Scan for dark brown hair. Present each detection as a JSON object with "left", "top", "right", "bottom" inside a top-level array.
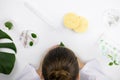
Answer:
[{"left": 42, "top": 47, "right": 79, "bottom": 80}]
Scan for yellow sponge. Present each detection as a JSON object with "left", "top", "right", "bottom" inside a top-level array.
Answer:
[
  {"left": 64, "top": 13, "right": 88, "bottom": 33},
  {"left": 73, "top": 16, "right": 88, "bottom": 32},
  {"left": 64, "top": 13, "right": 80, "bottom": 29}
]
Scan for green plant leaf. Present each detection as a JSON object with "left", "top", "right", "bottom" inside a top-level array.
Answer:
[
  {"left": 0, "top": 29, "right": 17, "bottom": 74},
  {"left": 0, "top": 43, "right": 17, "bottom": 53},
  {"left": 31, "top": 33, "right": 37, "bottom": 38},
  {"left": 29, "top": 41, "right": 33, "bottom": 46},
  {"left": 0, "top": 30, "right": 12, "bottom": 40},
  {"left": 107, "top": 54, "right": 113, "bottom": 60},
  {"left": 0, "top": 52, "right": 15, "bottom": 74},
  {"left": 59, "top": 42, "right": 65, "bottom": 47},
  {"left": 113, "top": 60, "right": 119, "bottom": 65},
  {"left": 109, "top": 62, "right": 113, "bottom": 66},
  {"left": 4, "top": 21, "right": 13, "bottom": 30}
]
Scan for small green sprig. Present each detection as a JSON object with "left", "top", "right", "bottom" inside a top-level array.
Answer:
[
  {"left": 59, "top": 42, "right": 65, "bottom": 47},
  {"left": 108, "top": 54, "right": 119, "bottom": 66}
]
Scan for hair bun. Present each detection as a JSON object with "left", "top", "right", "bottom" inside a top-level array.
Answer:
[{"left": 48, "top": 70, "right": 71, "bottom": 80}]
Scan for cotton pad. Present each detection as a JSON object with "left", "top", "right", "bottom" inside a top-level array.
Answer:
[{"left": 19, "top": 30, "right": 38, "bottom": 48}]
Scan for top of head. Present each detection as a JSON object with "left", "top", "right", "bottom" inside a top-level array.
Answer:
[{"left": 42, "top": 47, "right": 79, "bottom": 80}]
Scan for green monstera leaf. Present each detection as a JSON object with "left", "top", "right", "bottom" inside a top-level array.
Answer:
[{"left": 0, "top": 29, "right": 17, "bottom": 74}]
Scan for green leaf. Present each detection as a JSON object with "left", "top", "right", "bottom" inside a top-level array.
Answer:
[
  {"left": 109, "top": 62, "right": 113, "bottom": 66},
  {"left": 31, "top": 33, "right": 37, "bottom": 38},
  {"left": 113, "top": 60, "right": 119, "bottom": 65},
  {"left": 0, "top": 29, "right": 17, "bottom": 74},
  {"left": 4, "top": 21, "right": 13, "bottom": 30},
  {"left": 0, "top": 29, "right": 12, "bottom": 40},
  {"left": 0, "top": 52, "right": 15, "bottom": 74},
  {"left": 0, "top": 43, "right": 17, "bottom": 53},
  {"left": 29, "top": 41, "right": 33, "bottom": 46},
  {"left": 107, "top": 54, "right": 113, "bottom": 60},
  {"left": 59, "top": 42, "right": 65, "bottom": 47}
]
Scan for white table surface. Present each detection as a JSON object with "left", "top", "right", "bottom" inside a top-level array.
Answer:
[{"left": 0, "top": 0, "right": 120, "bottom": 80}]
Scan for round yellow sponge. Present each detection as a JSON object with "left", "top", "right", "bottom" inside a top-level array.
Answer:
[
  {"left": 64, "top": 13, "right": 88, "bottom": 33},
  {"left": 64, "top": 13, "right": 80, "bottom": 29},
  {"left": 73, "top": 16, "right": 88, "bottom": 32}
]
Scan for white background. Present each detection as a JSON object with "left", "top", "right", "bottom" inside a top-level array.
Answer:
[{"left": 0, "top": 0, "right": 120, "bottom": 80}]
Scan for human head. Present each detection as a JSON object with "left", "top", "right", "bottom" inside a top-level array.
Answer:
[{"left": 42, "top": 46, "right": 79, "bottom": 80}]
